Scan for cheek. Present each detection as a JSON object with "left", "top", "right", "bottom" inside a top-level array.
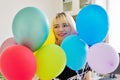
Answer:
[
  {"left": 53, "top": 29, "right": 58, "bottom": 38},
  {"left": 53, "top": 29, "right": 57, "bottom": 35},
  {"left": 66, "top": 27, "right": 71, "bottom": 33}
]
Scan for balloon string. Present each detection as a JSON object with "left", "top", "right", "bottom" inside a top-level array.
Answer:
[
  {"left": 81, "top": 66, "right": 86, "bottom": 80},
  {"left": 76, "top": 70, "right": 80, "bottom": 79}
]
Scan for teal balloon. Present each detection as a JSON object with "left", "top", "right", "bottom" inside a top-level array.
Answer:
[
  {"left": 76, "top": 4, "right": 109, "bottom": 46},
  {"left": 61, "top": 35, "right": 88, "bottom": 71},
  {"left": 12, "top": 7, "right": 49, "bottom": 51}
]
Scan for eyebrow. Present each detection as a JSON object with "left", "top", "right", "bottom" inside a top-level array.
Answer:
[
  {"left": 62, "top": 23, "right": 68, "bottom": 24},
  {"left": 53, "top": 24, "right": 59, "bottom": 26}
]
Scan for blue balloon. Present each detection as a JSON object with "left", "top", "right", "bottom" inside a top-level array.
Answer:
[
  {"left": 12, "top": 7, "right": 49, "bottom": 51},
  {"left": 61, "top": 35, "right": 88, "bottom": 71},
  {"left": 76, "top": 4, "right": 109, "bottom": 46}
]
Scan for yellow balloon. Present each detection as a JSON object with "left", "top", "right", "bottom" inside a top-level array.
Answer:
[
  {"left": 35, "top": 44, "right": 66, "bottom": 80},
  {"left": 43, "top": 28, "right": 55, "bottom": 46}
]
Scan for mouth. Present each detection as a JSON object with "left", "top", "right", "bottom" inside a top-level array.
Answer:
[{"left": 58, "top": 33, "right": 67, "bottom": 37}]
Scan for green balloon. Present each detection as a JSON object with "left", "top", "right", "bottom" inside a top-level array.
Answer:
[{"left": 12, "top": 7, "right": 49, "bottom": 51}]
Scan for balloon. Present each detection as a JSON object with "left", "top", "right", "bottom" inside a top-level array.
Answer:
[
  {"left": 61, "top": 34, "right": 88, "bottom": 71},
  {"left": 0, "top": 37, "right": 17, "bottom": 54},
  {"left": 43, "top": 28, "right": 55, "bottom": 46},
  {"left": 35, "top": 44, "right": 66, "bottom": 80},
  {"left": 87, "top": 43, "right": 119, "bottom": 74},
  {"left": 76, "top": 4, "right": 109, "bottom": 46},
  {"left": 0, "top": 45, "right": 36, "bottom": 80},
  {"left": 12, "top": 7, "right": 49, "bottom": 51}
]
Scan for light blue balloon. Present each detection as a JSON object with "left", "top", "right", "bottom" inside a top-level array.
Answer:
[
  {"left": 12, "top": 7, "right": 49, "bottom": 51},
  {"left": 76, "top": 4, "right": 109, "bottom": 46},
  {"left": 61, "top": 35, "right": 88, "bottom": 71}
]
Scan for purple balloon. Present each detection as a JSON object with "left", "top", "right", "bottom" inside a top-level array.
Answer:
[
  {"left": 0, "top": 37, "right": 17, "bottom": 54},
  {"left": 87, "top": 43, "right": 119, "bottom": 74}
]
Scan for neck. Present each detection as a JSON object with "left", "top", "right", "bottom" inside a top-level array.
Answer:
[{"left": 55, "top": 39, "right": 62, "bottom": 46}]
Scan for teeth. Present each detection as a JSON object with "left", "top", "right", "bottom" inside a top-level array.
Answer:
[{"left": 59, "top": 33, "right": 65, "bottom": 36}]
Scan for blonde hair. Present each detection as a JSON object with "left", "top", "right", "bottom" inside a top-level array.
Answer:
[
  {"left": 51, "top": 12, "right": 76, "bottom": 34},
  {"left": 51, "top": 12, "right": 77, "bottom": 45}
]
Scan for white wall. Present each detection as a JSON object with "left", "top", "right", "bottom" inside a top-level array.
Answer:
[
  {"left": 109, "top": 0, "right": 120, "bottom": 53},
  {"left": 0, "top": 0, "right": 62, "bottom": 45},
  {"left": 95, "top": 0, "right": 108, "bottom": 10}
]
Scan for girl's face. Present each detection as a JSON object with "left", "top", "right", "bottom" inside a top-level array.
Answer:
[{"left": 53, "top": 17, "right": 71, "bottom": 41}]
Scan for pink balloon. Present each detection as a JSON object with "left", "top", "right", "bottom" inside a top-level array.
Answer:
[
  {"left": 0, "top": 45, "right": 36, "bottom": 80},
  {"left": 0, "top": 37, "right": 17, "bottom": 54},
  {"left": 87, "top": 43, "right": 119, "bottom": 74}
]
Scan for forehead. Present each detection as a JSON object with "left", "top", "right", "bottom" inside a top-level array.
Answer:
[{"left": 54, "top": 15, "right": 69, "bottom": 24}]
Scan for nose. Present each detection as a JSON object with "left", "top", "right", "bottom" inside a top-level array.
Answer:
[{"left": 59, "top": 26, "right": 64, "bottom": 31}]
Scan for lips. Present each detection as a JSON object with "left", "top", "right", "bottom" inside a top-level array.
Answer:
[{"left": 58, "top": 33, "right": 67, "bottom": 37}]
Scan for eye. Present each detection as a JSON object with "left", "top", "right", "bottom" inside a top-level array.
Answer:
[
  {"left": 63, "top": 23, "right": 69, "bottom": 27},
  {"left": 54, "top": 24, "right": 59, "bottom": 28}
]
